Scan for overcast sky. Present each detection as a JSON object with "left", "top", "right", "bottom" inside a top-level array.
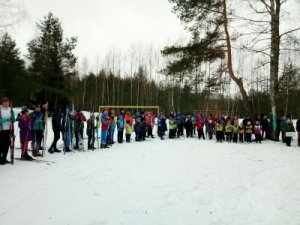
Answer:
[{"left": 8, "top": 0, "right": 188, "bottom": 67}]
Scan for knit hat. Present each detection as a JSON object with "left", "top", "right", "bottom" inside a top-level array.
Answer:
[{"left": 21, "top": 106, "right": 28, "bottom": 114}]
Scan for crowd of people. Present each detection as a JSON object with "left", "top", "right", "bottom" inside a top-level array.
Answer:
[{"left": 0, "top": 96, "right": 300, "bottom": 165}]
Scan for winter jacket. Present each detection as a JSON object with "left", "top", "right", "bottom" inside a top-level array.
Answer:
[
  {"left": 283, "top": 122, "right": 295, "bottom": 133},
  {"left": 254, "top": 125, "right": 262, "bottom": 135},
  {"left": 125, "top": 123, "right": 132, "bottom": 134},
  {"left": 86, "top": 118, "right": 96, "bottom": 135},
  {"left": 195, "top": 120, "right": 204, "bottom": 130},
  {"left": 117, "top": 118, "right": 124, "bottom": 131},
  {"left": 225, "top": 124, "right": 233, "bottom": 133},
  {"left": 18, "top": 114, "right": 33, "bottom": 142},
  {"left": 30, "top": 111, "right": 45, "bottom": 131},
  {"left": 245, "top": 125, "right": 253, "bottom": 134},
  {"left": 169, "top": 120, "right": 175, "bottom": 130},
  {"left": 101, "top": 113, "right": 110, "bottom": 131},
  {"left": 261, "top": 118, "right": 269, "bottom": 130},
  {"left": 215, "top": 123, "right": 223, "bottom": 132},
  {"left": 238, "top": 125, "right": 245, "bottom": 134},
  {"left": 233, "top": 125, "right": 239, "bottom": 134},
  {"left": 125, "top": 114, "right": 133, "bottom": 126},
  {"left": 158, "top": 117, "right": 167, "bottom": 132}
]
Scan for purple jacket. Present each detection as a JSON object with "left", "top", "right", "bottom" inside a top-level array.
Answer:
[{"left": 18, "top": 114, "right": 33, "bottom": 142}]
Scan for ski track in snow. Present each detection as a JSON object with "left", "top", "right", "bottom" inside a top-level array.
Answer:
[{"left": 1, "top": 111, "right": 300, "bottom": 225}]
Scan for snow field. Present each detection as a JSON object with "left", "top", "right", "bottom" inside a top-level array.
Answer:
[{"left": 1, "top": 111, "right": 300, "bottom": 225}]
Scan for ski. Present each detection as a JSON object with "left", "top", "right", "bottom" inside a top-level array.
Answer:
[
  {"left": 9, "top": 100, "right": 15, "bottom": 165},
  {"left": 42, "top": 102, "right": 48, "bottom": 157},
  {"left": 15, "top": 158, "right": 55, "bottom": 164}
]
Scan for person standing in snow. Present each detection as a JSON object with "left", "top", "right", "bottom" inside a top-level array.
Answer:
[
  {"left": 73, "top": 110, "right": 87, "bottom": 150},
  {"left": 30, "top": 104, "right": 45, "bottom": 156},
  {"left": 18, "top": 106, "right": 34, "bottom": 160},
  {"left": 0, "top": 97, "right": 15, "bottom": 164},
  {"left": 125, "top": 120, "right": 132, "bottom": 143},
  {"left": 117, "top": 114, "right": 124, "bottom": 143},
  {"left": 254, "top": 121, "right": 262, "bottom": 144},
  {"left": 283, "top": 119, "right": 295, "bottom": 147},
  {"left": 87, "top": 113, "right": 96, "bottom": 150},
  {"left": 48, "top": 106, "right": 62, "bottom": 154},
  {"left": 100, "top": 110, "right": 110, "bottom": 148}
]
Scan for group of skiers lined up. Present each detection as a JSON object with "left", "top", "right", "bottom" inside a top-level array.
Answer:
[
  {"left": 156, "top": 112, "right": 300, "bottom": 147},
  {"left": 1, "top": 96, "right": 300, "bottom": 165}
]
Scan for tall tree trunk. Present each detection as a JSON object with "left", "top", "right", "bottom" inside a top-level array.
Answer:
[
  {"left": 269, "top": 0, "right": 281, "bottom": 137},
  {"left": 222, "top": 0, "right": 253, "bottom": 118}
]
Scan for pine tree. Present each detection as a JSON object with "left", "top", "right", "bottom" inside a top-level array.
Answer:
[
  {"left": 0, "top": 33, "right": 29, "bottom": 105},
  {"left": 27, "top": 12, "right": 77, "bottom": 110}
]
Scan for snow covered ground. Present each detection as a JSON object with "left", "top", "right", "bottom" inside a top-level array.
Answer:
[{"left": 1, "top": 112, "right": 300, "bottom": 225}]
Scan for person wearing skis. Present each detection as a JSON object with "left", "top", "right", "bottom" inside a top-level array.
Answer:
[
  {"left": 73, "top": 109, "right": 87, "bottom": 150},
  {"left": 0, "top": 97, "right": 15, "bottom": 164},
  {"left": 101, "top": 110, "right": 110, "bottom": 148},
  {"left": 87, "top": 113, "right": 96, "bottom": 150},
  {"left": 61, "top": 107, "right": 73, "bottom": 152},
  {"left": 18, "top": 106, "right": 34, "bottom": 160},
  {"left": 48, "top": 106, "right": 62, "bottom": 154},
  {"left": 30, "top": 104, "right": 45, "bottom": 156}
]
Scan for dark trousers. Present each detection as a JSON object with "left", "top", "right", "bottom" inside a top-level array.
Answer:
[
  {"left": 298, "top": 133, "right": 300, "bottom": 147},
  {"left": 49, "top": 130, "right": 60, "bottom": 150},
  {"left": 285, "top": 136, "right": 292, "bottom": 146},
  {"left": 197, "top": 129, "right": 205, "bottom": 140},
  {"left": 147, "top": 126, "right": 154, "bottom": 137},
  {"left": 255, "top": 134, "right": 262, "bottom": 143},
  {"left": 88, "top": 133, "right": 95, "bottom": 149},
  {"left": 239, "top": 133, "right": 244, "bottom": 143},
  {"left": 245, "top": 133, "right": 252, "bottom": 143},
  {"left": 226, "top": 132, "right": 232, "bottom": 142},
  {"left": 177, "top": 124, "right": 184, "bottom": 137},
  {"left": 118, "top": 129, "right": 124, "bottom": 143},
  {"left": 233, "top": 133, "right": 238, "bottom": 143},
  {"left": 0, "top": 130, "right": 10, "bottom": 163},
  {"left": 126, "top": 133, "right": 131, "bottom": 142},
  {"left": 216, "top": 131, "right": 223, "bottom": 142}
]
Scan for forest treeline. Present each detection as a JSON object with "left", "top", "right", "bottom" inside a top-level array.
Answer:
[{"left": 0, "top": 8, "right": 300, "bottom": 118}]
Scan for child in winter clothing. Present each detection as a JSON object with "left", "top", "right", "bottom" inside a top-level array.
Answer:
[
  {"left": 134, "top": 117, "right": 142, "bottom": 141},
  {"left": 100, "top": 111, "right": 110, "bottom": 148},
  {"left": 195, "top": 117, "right": 205, "bottom": 140},
  {"left": 117, "top": 115, "right": 124, "bottom": 143},
  {"left": 169, "top": 116, "right": 176, "bottom": 139},
  {"left": 232, "top": 124, "right": 239, "bottom": 143},
  {"left": 215, "top": 121, "right": 224, "bottom": 143},
  {"left": 18, "top": 106, "right": 34, "bottom": 160},
  {"left": 254, "top": 121, "right": 262, "bottom": 143},
  {"left": 125, "top": 120, "right": 132, "bottom": 142},
  {"left": 238, "top": 123, "right": 244, "bottom": 143},
  {"left": 245, "top": 121, "right": 253, "bottom": 143},
  {"left": 157, "top": 114, "right": 167, "bottom": 140},
  {"left": 225, "top": 122, "right": 233, "bottom": 142},
  {"left": 283, "top": 119, "right": 295, "bottom": 147}
]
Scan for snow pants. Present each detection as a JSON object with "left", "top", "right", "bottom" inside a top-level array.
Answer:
[
  {"left": 101, "top": 130, "right": 108, "bottom": 145},
  {"left": 0, "top": 130, "right": 10, "bottom": 164}
]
